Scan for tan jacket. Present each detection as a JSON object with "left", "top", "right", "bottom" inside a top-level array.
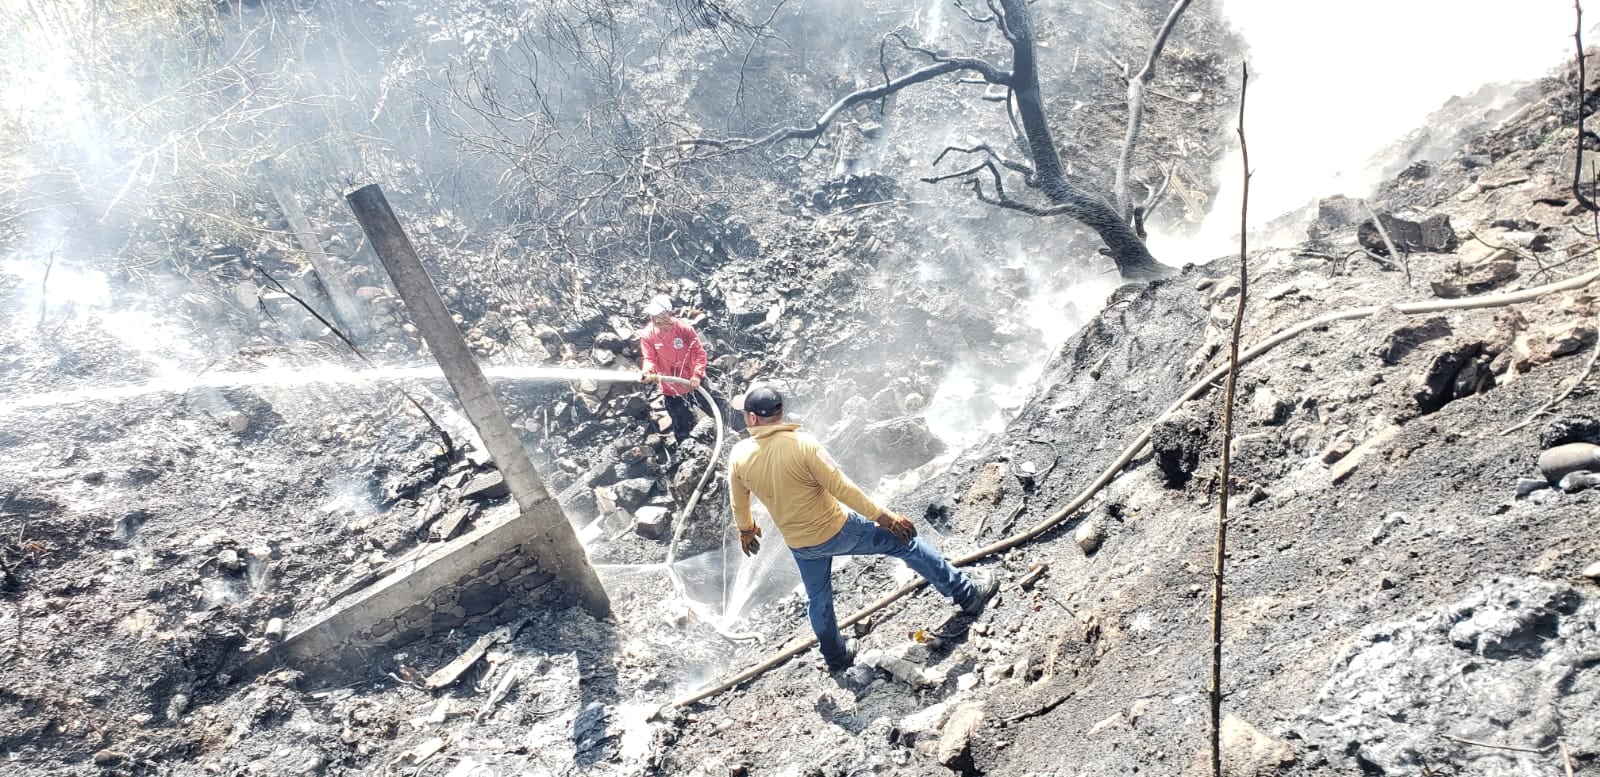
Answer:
[{"left": 729, "top": 423, "right": 886, "bottom": 549}]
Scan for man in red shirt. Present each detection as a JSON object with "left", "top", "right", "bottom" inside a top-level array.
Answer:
[{"left": 639, "top": 294, "right": 737, "bottom": 442}]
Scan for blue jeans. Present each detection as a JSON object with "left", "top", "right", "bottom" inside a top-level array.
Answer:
[{"left": 789, "top": 511, "right": 977, "bottom": 662}]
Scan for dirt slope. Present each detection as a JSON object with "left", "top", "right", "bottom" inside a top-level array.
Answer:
[{"left": 649, "top": 55, "right": 1600, "bottom": 777}]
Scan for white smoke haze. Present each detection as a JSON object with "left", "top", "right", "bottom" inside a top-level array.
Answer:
[
  {"left": 1, "top": 0, "right": 1593, "bottom": 723},
  {"left": 1151, "top": 0, "right": 1578, "bottom": 263}
]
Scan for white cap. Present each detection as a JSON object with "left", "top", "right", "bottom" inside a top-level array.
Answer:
[{"left": 643, "top": 294, "right": 673, "bottom": 317}]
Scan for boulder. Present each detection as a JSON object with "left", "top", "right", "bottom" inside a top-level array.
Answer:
[
  {"left": 461, "top": 472, "right": 509, "bottom": 502},
  {"left": 611, "top": 478, "right": 655, "bottom": 511},
  {"left": 1539, "top": 416, "right": 1600, "bottom": 449},
  {"left": 1359, "top": 212, "right": 1458, "bottom": 255},
  {"left": 1538, "top": 443, "right": 1600, "bottom": 485},
  {"left": 1375, "top": 316, "right": 1452, "bottom": 366},
  {"left": 937, "top": 702, "right": 986, "bottom": 768},
  {"left": 1220, "top": 714, "right": 1296, "bottom": 776},
  {"left": 1150, "top": 407, "right": 1208, "bottom": 487},
  {"left": 1250, "top": 386, "right": 1291, "bottom": 426},
  {"left": 1558, "top": 471, "right": 1600, "bottom": 492},
  {"left": 825, "top": 416, "right": 946, "bottom": 487},
  {"left": 634, "top": 506, "right": 670, "bottom": 540},
  {"left": 1412, "top": 340, "right": 1485, "bottom": 414}
]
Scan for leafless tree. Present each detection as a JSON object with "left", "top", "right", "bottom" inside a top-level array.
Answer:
[{"left": 675, "top": 0, "right": 1199, "bottom": 282}]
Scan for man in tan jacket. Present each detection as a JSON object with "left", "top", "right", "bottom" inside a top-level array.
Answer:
[{"left": 728, "top": 382, "right": 997, "bottom": 669}]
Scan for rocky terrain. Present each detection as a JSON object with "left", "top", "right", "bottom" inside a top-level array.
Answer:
[{"left": 1, "top": 1, "right": 1597, "bottom": 777}]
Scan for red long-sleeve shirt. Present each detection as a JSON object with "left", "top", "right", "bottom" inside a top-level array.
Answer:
[{"left": 639, "top": 318, "right": 706, "bottom": 397}]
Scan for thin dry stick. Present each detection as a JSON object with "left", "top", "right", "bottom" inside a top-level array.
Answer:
[
  {"left": 667, "top": 267, "right": 1600, "bottom": 711},
  {"left": 1560, "top": 739, "right": 1576, "bottom": 777},
  {"left": 1503, "top": 2, "right": 1600, "bottom": 434},
  {"left": 1210, "top": 61, "right": 1250, "bottom": 777},
  {"left": 1363, "top": 201, "right": 1411, "bottom": 285},
  {"left": 1442, "top": 734, "right": 1555, "bottom": 754},
  {"left": 1573, "top": 0, "right": 1598, "bottom": 211}
]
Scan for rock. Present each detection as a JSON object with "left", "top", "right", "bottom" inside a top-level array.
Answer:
[
  {"left": 936, "top": 702, "right": 986, "bottom": 767},
  {"left": 591, "top": 349, "right": 616, "bottom": 367},
  {"left": 1369, "top": 512, "right": 1406, "bottom": 545},
  {"left": 219, "top": 411, "right": 249, "bottom": 434},
  {"left": 461, "top": 472, "right": 509, "bottom": 501},
  {"left": 721, "top": 289, "right": 769, "bottom": 329},
  {"left": 611, "top": 478, "right": 655, "bottom": 511},
  {"left": 217, "top": 549, "right": 244, "bottom": 574},
  {"left": 1320, "top": 434, "right": 1354, "bottom": 465},
  {"left": 1330, "top": 425, "right": 1402, "bottom": 484},
  {"left": 264, "top": 618, "right": 285, "bottom": 640},
  {"left": 1430, "top": 252, "right": 1519, "bottom": 298},
  {"left": 1220, "top": 714, "right": 1296, "bottom": 776},
  {"left": 1358, "top": 212, "right": 1458, "bottom": 255},
  {"left": 633, "top": 506, "right": 670, "bottom": 540},
  {"left": 1450, "top": 355, "right": 1492, "bottom": 399},
  {"left": 459, "top": 581, "right": 507, "bottom": 616},
  {"left": 824, "top": 416, "right": 946, "bottom": 486},
  {"left": 508, "top": 321, "right": 553, "bottom": 362},
  {"left": 1515, "top": 477, "right": 1550, "bottom": 497},
  {"left": 1262, "top": 282, "right": 1297, "bottom": 301},
  {"left": 593, "top": 486, "right": 618, "bottom": 516},
  {"left": 1375, "top": 316, "right": 1452, "bottom": 366},
  {"left": 1250, "top": 387, "right": 1290, "bottom": 425},
  {"left": 1582, "top": 561, "right": 1600, "bottom": 580},
  {"left": 1075, "top": 519, "right": 1104, "bottom": 556},
  {"left": 1547, "top": 320, "right": 1597, "bottom": 358},
  {"left": 963, "top": 463, "right": 1008, "bottom": 508},
  {"left": 1539, "top": 416, "right": 1600, "bottom": 449},
  {"left": 1412, "top": 340, "right": 1484, "bottom": 414},
  {"left": 1538, "top": 443, "right": 1600, "bottom": 485},
  {"left": 1559, "top": 471, "right": 1600, "bottom": 493},
  {"left": 668, "top": 459, "right": 702, "bottom": 503},
  {"left": 1150, "top": 407, "right": 1207, "bottom": 488},
  {"left": 92, "top": 750, "right": 126, "bottom": 766},
  {"left": 1311, "top": 195, "right": 1366, "bottom": 234},
  {"left": 860, "top": 650, "right": 935, "bottom": 688}
]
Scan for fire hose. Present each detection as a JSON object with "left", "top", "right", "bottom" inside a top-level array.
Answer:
[{"left": 651, "top": 376, "right": 760, "bottom": 642}]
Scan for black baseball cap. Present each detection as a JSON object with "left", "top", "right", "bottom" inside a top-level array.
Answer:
[{"left": 733, "top": 382, "right": 784, "bottom": 417}]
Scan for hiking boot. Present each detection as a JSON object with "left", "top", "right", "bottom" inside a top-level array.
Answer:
[
  {"left": 960, "top": 570, "right": 999, "bottom": 615},
  {"left": 825, "top": 639, "right": 858, "bottom": 671}
]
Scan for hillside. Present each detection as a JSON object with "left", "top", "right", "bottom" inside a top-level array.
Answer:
[{"left": 0, "top": 2, "right": 1596, "bottom": 777}]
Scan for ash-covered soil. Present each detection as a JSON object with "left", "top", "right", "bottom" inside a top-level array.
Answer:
[
  {"left": 647, "top": 52, "right": 1600, "bottom": 777},
  {"left": 2, "top": 3, "right": 1596, "bottom": 777}
]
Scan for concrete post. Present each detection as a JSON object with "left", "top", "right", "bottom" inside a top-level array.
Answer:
[
  {"left": 258, "top": 158, "right": 371, "bottom": 342},
  {"left": 345, "top": 183, "right": 610, "bottom": 617}
]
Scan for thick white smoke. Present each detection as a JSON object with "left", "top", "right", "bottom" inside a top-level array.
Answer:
[{"left": 1151, "top": 0, "right": 1577, "bottom": 263}]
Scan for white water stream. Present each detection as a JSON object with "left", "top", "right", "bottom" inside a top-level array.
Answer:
[{"left": 0, "top": 364, "right": 645, "bottom": 414}]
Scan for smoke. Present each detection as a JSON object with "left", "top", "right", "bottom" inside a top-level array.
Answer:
[{"left": 1151, "top": 0, "right": 1576, "bottom": 261}]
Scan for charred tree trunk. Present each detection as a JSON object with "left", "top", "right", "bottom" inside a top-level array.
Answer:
[{"left": 999, "top": 0, "right": 1167, "bottom": 280}]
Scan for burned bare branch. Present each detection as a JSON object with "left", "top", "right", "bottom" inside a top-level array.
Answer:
[
  {"left": 954, "top": 0, "right": 998, "bottom": 25},
  {"left": 931, "top": 143, "right": 1035, "bottom": 178},
  {"left": 1573, "top": 0, "right": 1599, "bottom": 211},
  {"left": 1114, "top": 0, "right": 1195, "bottom": 219},
  {"left": 676, "top": 59, "right": 978, "bottom": 153}
]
